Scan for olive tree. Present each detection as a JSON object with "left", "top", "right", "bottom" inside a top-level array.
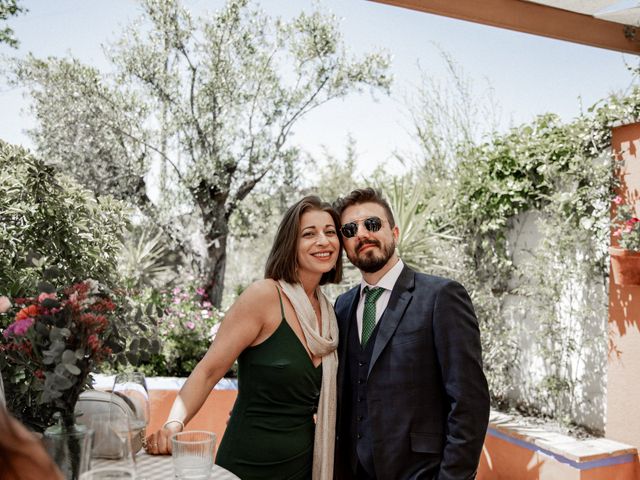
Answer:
[{"left": 14, "top": 0, "right": 391, "bottom": 306}]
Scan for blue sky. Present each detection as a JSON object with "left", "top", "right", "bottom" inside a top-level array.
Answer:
[{"left": 1, "top": 0, "right": 637, "bottom": 176}]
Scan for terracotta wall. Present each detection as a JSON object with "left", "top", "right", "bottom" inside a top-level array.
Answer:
[
  {"left": 607, "top": 124, "right": 640, "bottom": 460},
  {"left": 148, "top": 389, "right": 237, "bottom": 453}
]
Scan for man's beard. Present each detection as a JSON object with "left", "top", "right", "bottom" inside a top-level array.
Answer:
[{"left": 348, "top": 238, "right": 396, "bottom": 273}]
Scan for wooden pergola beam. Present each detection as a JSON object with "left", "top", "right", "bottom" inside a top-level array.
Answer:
[{"left": 369, "top": 0, "right": 640, "bottom": 55}]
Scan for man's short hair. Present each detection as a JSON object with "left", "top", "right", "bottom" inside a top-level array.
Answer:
[{"left": 333, "top": 187, "right": 396, "bottom": 228}]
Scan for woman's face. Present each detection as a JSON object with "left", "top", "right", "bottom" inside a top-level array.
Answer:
[{"left": 296, "top": 209, "right": 340, "bottom": 279}]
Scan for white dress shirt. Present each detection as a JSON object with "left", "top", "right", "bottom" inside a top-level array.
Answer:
[{"left": 356, "top": 259, "right": 405, "bottom": 340}]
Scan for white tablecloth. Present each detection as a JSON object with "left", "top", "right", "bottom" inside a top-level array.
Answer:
[{"left": 92, "top": 452, "right": 239, "bottom": 479}]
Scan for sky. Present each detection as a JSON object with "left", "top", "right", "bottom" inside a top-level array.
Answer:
[{"left": 1, "top": 0, "right": 638, "bottom": 178}]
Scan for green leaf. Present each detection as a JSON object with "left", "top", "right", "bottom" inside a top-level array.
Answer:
[
  {"left": 37, "top": 281, "right": 56, "bottom": 294},
  {"left": 64, "top": 364, "right": 81, "bottom": 375},
  {"left": 61, "top": 349, "right": 76, "bottom": 365}
]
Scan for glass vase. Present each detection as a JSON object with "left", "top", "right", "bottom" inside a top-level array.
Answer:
[{"left": 43, "top": 422, "right": 93, "bottom": 480}]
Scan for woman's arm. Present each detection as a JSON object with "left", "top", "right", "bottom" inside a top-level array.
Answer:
[{"left": 145, "top": 280, "right": 279, "bottom": 454}]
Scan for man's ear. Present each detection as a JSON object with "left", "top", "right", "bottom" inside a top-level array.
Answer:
[{"left": 392, "top": 225, "right": 400, "bottom": 241}]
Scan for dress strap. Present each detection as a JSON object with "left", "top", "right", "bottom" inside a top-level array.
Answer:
[{"left": 275, "top": 285, "right": 286, "bottom": 319}]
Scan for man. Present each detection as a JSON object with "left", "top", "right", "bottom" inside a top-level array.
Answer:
[{"left": 333, "top": 188, "right": 490, "bottom": 480}]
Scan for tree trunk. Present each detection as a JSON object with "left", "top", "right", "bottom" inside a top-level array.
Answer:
[{"left": 204, "top": 229, "right": 227, "bottom": 308}]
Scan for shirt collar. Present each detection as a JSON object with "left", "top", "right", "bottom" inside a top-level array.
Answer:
[{"left": 360, "top": 259, "right": 405, "bottom": 297}]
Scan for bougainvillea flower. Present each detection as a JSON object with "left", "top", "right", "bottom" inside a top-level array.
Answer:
[{"left": 614, "top": 195, "right": 623, "bottom": 205}]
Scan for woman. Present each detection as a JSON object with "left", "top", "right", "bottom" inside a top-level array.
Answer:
[{"left": 145, "top": 196, "right": 342, "bottom": 480}]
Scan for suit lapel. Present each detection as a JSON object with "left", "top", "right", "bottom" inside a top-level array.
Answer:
[
  {"left": 368, "top": 266, "right": 415, "bottom": 378},
  {"left": 336, "top": 287, "right": 359, "bottom": 391}
]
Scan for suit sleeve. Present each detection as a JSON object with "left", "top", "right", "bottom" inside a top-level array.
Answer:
[{"left": 432, "top": 281, "right": 490, "bottom": 480}]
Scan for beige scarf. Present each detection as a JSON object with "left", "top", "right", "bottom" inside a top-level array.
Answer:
[{"left": 278, "top": 280, "right": 338, "bottom": 480}]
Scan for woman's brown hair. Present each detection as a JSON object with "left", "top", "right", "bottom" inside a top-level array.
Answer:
[{"left": 264, "top": 195, "right": 343, "bottom": 285}]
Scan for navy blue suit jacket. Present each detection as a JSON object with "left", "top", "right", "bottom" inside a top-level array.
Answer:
[{"left": 334, "top": 266, "right": 490, "bottom": 480}]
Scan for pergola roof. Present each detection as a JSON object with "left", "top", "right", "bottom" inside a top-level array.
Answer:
[{"left": 369, "top": 0, "right": 640, "bottom": 54}]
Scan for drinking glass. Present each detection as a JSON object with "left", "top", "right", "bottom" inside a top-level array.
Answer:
[
  {"left": 171, "top": 431, "right": 216, "bottom": 480},
  {"left": 79, "top": 467, "right": 135, "bottom": 479},
  {"left": 112, "top": 372, "right": 149, "bottom": 451}
]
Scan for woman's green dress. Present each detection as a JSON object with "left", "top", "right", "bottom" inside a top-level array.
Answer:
[{"left": 215, "top": 290, "right": 322, "bottom": 479}]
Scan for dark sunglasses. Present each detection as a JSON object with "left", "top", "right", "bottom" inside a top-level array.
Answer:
[{"left": 340, "top": 216, "right": 383, "bottom": 238}]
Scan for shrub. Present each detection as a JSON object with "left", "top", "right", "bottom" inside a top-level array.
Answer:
[
  {"left": 129, "top": 283, "right": 225, "bottom": 378},
  {"left": 0, "top": 140, "right": 128, "bottom": 298}
]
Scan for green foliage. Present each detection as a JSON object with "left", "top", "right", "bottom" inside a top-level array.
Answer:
[
  {"left": 0, "top": 0, "right": 25, "bottom": 48},
  {"left": 378, "top": 174, "right": 459, "bottom": 274},
  {"left": 450, "top": 109, "right": 611, "bottom": 423},
  {"left": 117, "top": 226, "right": 179, "bottom": 289},
  {"left": 313, "top": 136, "right": 361, "bottom": 203},
  {"left": 121, "top": 283, "right": 223, "bottom": 378},
  {"left": 0, "top": 140, "right": 129, "bottom": 297}
]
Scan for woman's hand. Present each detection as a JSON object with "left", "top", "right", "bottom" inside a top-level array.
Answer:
[{"left": 144, "top": 422, "right": 183, "bottom": 455}]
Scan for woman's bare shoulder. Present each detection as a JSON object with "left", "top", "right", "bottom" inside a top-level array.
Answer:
[{"left": 232, "top": 279, "right": 281, "bottom": 309}]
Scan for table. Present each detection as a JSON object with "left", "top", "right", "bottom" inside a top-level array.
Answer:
[{"left": 92, "top": 452, "right": 239, "bottom": 479}]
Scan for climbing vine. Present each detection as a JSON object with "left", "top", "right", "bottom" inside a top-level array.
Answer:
[{"left": 445, "top": 88, "right": 640, "bottom": 429}]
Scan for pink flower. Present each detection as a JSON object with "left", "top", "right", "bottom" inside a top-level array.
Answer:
[
  {"left": 13, "top": 318, "right": 34, "bottom": 335},
  {"left": 3, "top": 318, "right": 34, "bottom": 338},
  {"left": 172, "top": 287, "right": 181, "bottom": 295},
  {"left": 37, "top": 292, "right": 57, "bottom": 303},
  {"left": 0, "top": 296, "right": 11, "bottom": 314},
  {"left": 185, "top": 321, "right": 196, "bottom": 330},
  {"left": 201, "top": 309, "right": 210, "bottom": 318},
  {"left": 624, "top": 224, "right": 633, "bottom": 234},
  {"left": 196, "top": 288, "right": 206, "bottom": 296},
  {"left": 172, "top": 297, "right": 182, "bottom": 305},
  {"left": 614, "top": 195, "right": 623, "bottom": 205},
  {"left": 613, "top": 228, "right": 622, "bottom": 237},
  {"left": 202, "top": 301, "right": 212, "bottom": 308}
]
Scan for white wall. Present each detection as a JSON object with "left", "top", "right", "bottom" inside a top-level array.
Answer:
[{"left": 502, "top": 210, "right": 607, "bottom": 431}]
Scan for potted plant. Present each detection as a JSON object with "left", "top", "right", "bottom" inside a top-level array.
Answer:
[
  {"left": 0, "top": 280, "right": 125, "bottom": 479},
  {"left": 610, "top": 195, "right": 640, "bottom": 285}
]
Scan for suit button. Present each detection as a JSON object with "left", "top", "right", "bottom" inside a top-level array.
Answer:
[
  {"left": 357, "top": 434, "right": 362, "bottom": 439},
  {"left": 357, "top": 379, "right": 363, "bottom": 384},
  {"left": 357, "top": 396, "right": 362, "bottom": 403},
  {"left": 358, "top": 361, "right": 365, "bottom": 367}
]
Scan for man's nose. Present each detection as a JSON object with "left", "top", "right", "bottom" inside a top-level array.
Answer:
[{"left": 356, "top": 222, "right": 370, "bottom": 238}]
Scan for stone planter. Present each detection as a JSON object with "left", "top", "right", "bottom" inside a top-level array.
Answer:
[{"left": 610, "top": 247, "right": 640, "bottom": 286}]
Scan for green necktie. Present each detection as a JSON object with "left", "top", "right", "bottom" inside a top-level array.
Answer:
[{"left": 362, "top": 286, "right": 385, "bottom": 346}]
